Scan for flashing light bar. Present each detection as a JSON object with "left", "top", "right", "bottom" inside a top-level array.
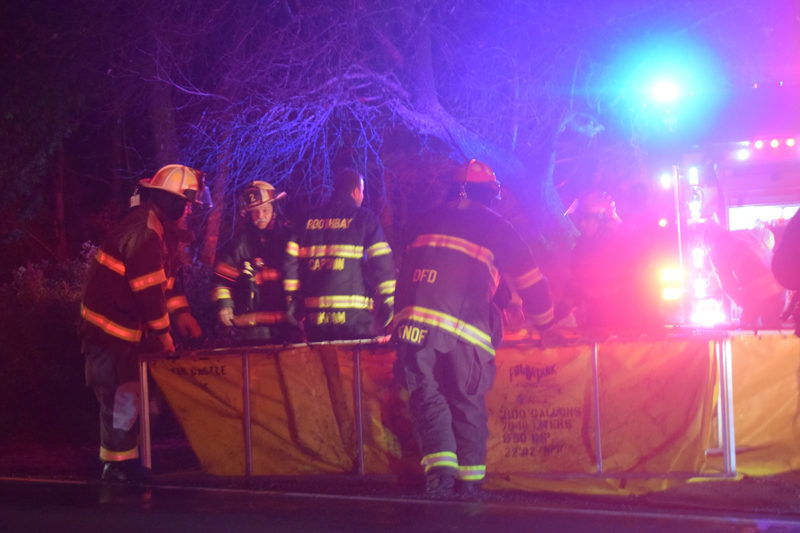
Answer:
[
  {"left": 690, "top": 299, "right": 726, "bottom": 327},
  {"left": 691, "top": 246, "right": 705, "bottom": 268},
  {"left": 687, "top": 166, "right": 699, "bottom": 185},
  {"left": 662, "top": 287, "right": 682, "bottom": 300},
  {"left": 688, "top": 199, "right": 703, "bottom": 221},
  {"left": 693, "top": 278, "right": 708, "bottom": 299},
  {"left": 751, "top": 138, "right": 797, "bottom": 150},
  {"left": 661, "top": 268, "right": 682, "bottom": 282}
]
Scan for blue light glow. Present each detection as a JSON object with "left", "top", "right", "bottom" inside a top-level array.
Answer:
[
  {"left": 651, "top": 80, "right": 680, "bottom": 102},
  {"left": 608, "top": 35, "right": 729, "bottom": 144}
]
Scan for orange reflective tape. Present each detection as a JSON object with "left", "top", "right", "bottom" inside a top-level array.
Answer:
[
  {"left": 214, "top": 262, "right": 240, "bottom": 282},
  {"left": 129, "top": 269, "right": 167, "bottom": 292},
  {"left": 166, "top": 295, "right": 189, "bottom": 312},
  {"left": 95, "top": 250, "right": 125, "bottom": 276},
  {"left": 235, "top": 311, "right": 287, "bottom": 326},
  {"left": 256, "top": 269, "right": 281, "bottom": 283},
  {"left": 147, "top": 313, "right": 170, "bottom": 331},
  {"left": 80, "top": 305, "right": 142, "bottom": 342},
  {"left": 99, "top": 446, "right": 139, "bottom": 462}
]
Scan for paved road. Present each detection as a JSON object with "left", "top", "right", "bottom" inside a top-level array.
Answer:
[{"left": 1, "top": 477, "right": 798, "bottom": 532}]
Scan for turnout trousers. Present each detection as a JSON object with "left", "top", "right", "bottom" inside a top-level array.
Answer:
[
  {"left": 82, "top": 338, "right": 141, "bottom": 462},
  {"left": 394, "top": 341, "right": 497, "bottom": 482}
]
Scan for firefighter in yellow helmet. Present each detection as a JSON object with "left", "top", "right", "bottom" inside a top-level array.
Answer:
[
  {"left": 393, "top": 159, "right": 554, "bottom": 499},
  {"left": 80, "top": 164, "right": 205, "bottom": 482},
  {"left": 212, "top": 180, "right": 301, "bottom": 343}
]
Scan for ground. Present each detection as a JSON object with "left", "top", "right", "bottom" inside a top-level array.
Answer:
[{"left": 2, "top": 424, "right": 799, "bottom": 519}]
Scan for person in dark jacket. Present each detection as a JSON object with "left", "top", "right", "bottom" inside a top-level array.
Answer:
[
  {"left": 705, "top": 220, "right": 786, "bottom": 329},
  {"left": 393, "top": 159, "right": 554, "bottom": 499},
  {"left": 212, "top": 180, "right": 300, "bottom": 344},
  {"left": 80, "top": 164, "right": 204, "bottom": 482},
  {"left": 284, "top": 168, "right": 396, "bottom": 341},
  {"left": 772, "top": 210, "right": 800, "bottom": 334}
]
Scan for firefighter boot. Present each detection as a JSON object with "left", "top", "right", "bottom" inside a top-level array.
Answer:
[
  {"left": 101, "top": 460, "right": 151, "bottom": 484},
  {"left": 424, "top": 467, "right": 456, "bottom": 499},
  {"left": 455, "top": 479, "right": 489, "bottom": 502}
]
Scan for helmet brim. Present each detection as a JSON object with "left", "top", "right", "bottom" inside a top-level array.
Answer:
[{"left": 245, "top": 191, "right": 287, "bottom": 210}]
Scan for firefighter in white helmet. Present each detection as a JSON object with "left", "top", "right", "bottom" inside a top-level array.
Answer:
[
  {"left": 393, "top": 159, "right": 554, "bottom": 499},
  {"left": 212, "top": 180, "right": 300, "bottom": 343},
  {"left": 563, "top": 190, "right": 660, "bottom": 331},
  {"left": 80, "top": 164, "right": 205, "bottom": 482}
]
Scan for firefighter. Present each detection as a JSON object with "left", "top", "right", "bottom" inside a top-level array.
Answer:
[
  {"left": 80, "top": 164, "right": 204, "bottom": 482},
  {"left": 212, "top": 180, "right": 300, "bottom": 344},
  {"left": 563, "top": 191, "right": 660, "bottom": 332},
  {"left": 772, "top": 210, "right": 800, "bottom": 335},
  {"left": 705, "top": 220, "right": 786, "bottom": 329},
  {"left": 283, "top": 168, "right": 395, "bottom": 341},
  {"left": 393, "top": 159, "right": 554, "bottom": 499}
]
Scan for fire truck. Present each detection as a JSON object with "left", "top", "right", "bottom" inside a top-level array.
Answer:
[{"left": 656, "top": 135, "right": 800, "bottom": 327}]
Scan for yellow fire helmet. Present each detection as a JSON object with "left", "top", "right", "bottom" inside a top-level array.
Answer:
[{"left": 564, "top": 191, "right": 622, "bottom": 223}]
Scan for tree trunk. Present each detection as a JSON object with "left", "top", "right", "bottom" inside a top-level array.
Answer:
[
  {"left": 149, "top": 82, "right": 179, "bottom": 165},
  {"left": 54, "top": 141, "right": 68, "bottom": 261}
]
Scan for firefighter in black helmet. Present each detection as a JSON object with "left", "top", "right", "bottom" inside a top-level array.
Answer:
[
  {"left": 283, "top": 168, "right": 396, "bottom": 341},
  {"left": 393, "top": 159, "right": 554, "bottom": 499}
]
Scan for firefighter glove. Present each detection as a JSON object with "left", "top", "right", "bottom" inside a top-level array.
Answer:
[
  {"left": 157, "top": 332, "right": 176, "bottom": 353},
  {"left": 376, "top": 299, "right": 394, "bottom": 329},
  {"left": 218, "top": 307, "right": 234, "bottom": 327},
  {"left": 174, "top": 311, "right": 203, "bottom": 339},
  {"left": 242, "top": 261, "right": 256, "bottom": 281}
]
